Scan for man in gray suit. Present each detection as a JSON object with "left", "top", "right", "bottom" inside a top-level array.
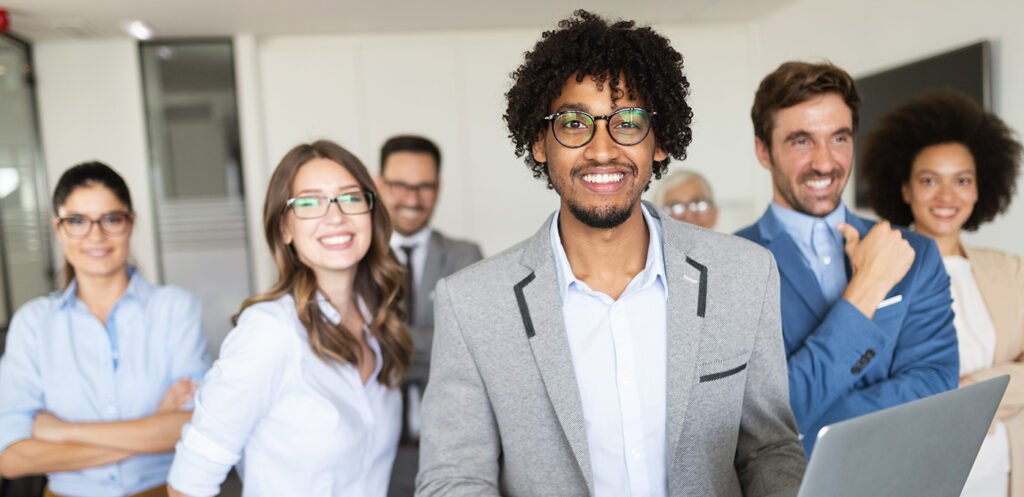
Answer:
[
  {"left": 417, "top": 10, "right": 806, "bottom": 497},
  {"left": 377, "top": 135, "right": 483, "bottom": 497}
]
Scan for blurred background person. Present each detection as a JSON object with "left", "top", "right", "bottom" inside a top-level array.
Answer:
[
  {"left": 0, "top": 162, "right": 210, "bottom": 497},
  {"left": 653, "top": 169, "right": 719, "bottom": 229},
  {"left": 168, "top": 140, "right": 411, "bottom": 497},
  {"left": 863, "top": 89, "right": 1023, "bottom": 497},
  {"left": 374, "top": 135, "right": 482, "bottom": 497}
]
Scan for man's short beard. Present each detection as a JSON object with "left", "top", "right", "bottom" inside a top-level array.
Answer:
[
  {"left": 566, "top": 201, "right": 633, "bottom": 229},
  {"left": 769, "top": 157, "right": 844, "bottom": 217},
  {"left": 550, "top": 161, "right": 644, "bottom": 229}
]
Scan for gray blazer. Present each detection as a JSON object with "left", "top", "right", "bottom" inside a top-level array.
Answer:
[
  {"left": 417, "top": 206, "right": 806, "bottom": 497},
  {"left": 407, "top": 230, "right": 483, "bottom": 385}
]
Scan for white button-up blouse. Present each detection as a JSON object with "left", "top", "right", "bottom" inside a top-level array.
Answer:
[{"left": 167, "top": 294, "right": 401, "bottom": 497}]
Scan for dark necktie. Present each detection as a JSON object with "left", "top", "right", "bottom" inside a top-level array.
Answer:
[{"left": 401, "top": 244, "right": 416, "bottom": 325}]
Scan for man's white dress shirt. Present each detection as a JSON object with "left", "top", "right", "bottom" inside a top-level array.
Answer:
[{"left": 550, "top": 205, "right": 669, "bottom": 497}]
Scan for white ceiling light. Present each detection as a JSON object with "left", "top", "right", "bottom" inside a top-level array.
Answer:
[{"left": 124, "top": 20, "right": 154, "bottom": 40}]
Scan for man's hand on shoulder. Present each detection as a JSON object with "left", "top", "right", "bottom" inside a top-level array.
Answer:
[{"left": 838, "top": 221, "right": 915, "bottom": 319}]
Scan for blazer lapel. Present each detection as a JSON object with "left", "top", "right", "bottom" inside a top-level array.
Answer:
[
  {"left": 659, "top": 215, "right": 706, "bottom": 467},
  {"left": 757, "top": 208, "right": 828, "bottom": 319},
  {"left": 517, "top": 215, "right": 593, "bottom": 493}
]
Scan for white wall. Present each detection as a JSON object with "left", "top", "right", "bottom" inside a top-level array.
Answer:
[
  {"left": 28, "top": 0, "right": 1024, "bottom": 304},
  {"left": 34, "top": 39, "right": 160, "bottom": 282},
  {"left": 248, "top": 22, "right": 759, "bottom": 274},
  {"left": 751, "top": 0, "right": 1024, "bottom": 254}
]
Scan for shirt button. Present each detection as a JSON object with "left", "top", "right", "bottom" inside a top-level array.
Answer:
[
  {"left": 822, "top": 256, "right": 832, "bottom": 265},
  {"left": 106, "top": 406, "right": 116, "bottom": 415},
  {"left": 630, "top": 448, "right": 641, "bottom": 459},
  {"left": 620, "top": 376, "right": 631, "bottom": 387}
]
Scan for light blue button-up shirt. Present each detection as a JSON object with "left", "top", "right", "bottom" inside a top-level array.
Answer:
[
  {"left": 770, "top": 202, "right": 849, "bottom": 306},
  {"left": 550, "top": 205, "right": 669, "bottom": 497},
  {"left": 0, "top": 271, "right": 210, "bottom": 497}
]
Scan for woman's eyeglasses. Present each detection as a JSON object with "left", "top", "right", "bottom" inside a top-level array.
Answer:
[
  {"left": 57, "top": 211, "right": 134, "bottom": 238},
  {"left": 286, "top": 191, "right": 375, "bottom": 219}
]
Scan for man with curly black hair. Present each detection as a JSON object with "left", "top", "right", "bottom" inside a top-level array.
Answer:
[
  {"left": 418, "top": 10, "right": 805, "bottom": 497},
  {"left": 736, "top": 62, "right": 959, "bottom": 455}
]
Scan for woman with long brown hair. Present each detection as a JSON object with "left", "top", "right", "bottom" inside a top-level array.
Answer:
[{"left": 167, "top": 140, "right": 411, "bottom": 496}]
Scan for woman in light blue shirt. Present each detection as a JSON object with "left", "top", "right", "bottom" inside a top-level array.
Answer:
[
  {"left": 167, "top": 140, "right": 411, "bottom": 497},
  {"left": 0, "top": 162, "right": 211, "bottom": 497}
]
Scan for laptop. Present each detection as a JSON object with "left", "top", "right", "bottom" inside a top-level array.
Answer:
[{"left": 797, "top": 375, "right": 1010, "bottom": 497}]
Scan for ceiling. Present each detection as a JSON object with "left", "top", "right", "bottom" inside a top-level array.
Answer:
[{"left": 2, "top": 0, "right": 795, "bottom": 41}]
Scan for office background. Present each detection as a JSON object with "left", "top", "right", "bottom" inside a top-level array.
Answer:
[{"left": 1, "top": 0, "right": 1021, "bottom": 354}]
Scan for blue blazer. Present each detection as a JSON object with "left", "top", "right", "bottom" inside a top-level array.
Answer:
[{"left": 737, "top": 208, "right": 959, "bottom": 453}]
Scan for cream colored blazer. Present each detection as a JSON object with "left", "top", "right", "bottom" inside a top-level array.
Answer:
[{"left": 962, "top": 247, "right": 1024, "bottom": 496}]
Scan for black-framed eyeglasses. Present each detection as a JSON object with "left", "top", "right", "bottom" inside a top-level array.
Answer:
[
  {"left": 543, "top": 107, "right": 656, "bottom": 148},
  {"left": 382, "top": 179, "right": 438, "bottom": 197},
  {"left": 57, "top": 211, "right": 134, "bottom": 239},
  {"left": 286, "top": 191, "right": 375, "bottom": 219},
  {"left": 665, "top": 200, "right": 714, "bottom": 217}
]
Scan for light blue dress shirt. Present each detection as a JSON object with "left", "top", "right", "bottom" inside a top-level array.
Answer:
[
  {"left": 769, "top": 203, "right": 849, "bottom": 306},
  {"left": 550, "top": 205, "right": 669, "bottom": 497},
  {"left": 0, "top": 271, "right": 210, "bottom": 497}
]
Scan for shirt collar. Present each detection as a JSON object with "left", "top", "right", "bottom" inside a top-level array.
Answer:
[
  {"left": 58, "top": 267, "right": 151, "bottom": 309},
  {"left": 314, "top": 292, "right": 374, "bottom": 326},
  {"left": 550, "top": 203, "right": 668, "bottom": 302},
  {"left": 390, "top": 226, "right": 432, "bottom": 250},
  {"left": 769, "top": 202, "right": 847, "bottom": 246}
]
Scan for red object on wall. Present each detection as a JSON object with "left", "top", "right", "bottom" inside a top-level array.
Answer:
[{"left": 0, "top": 9, "right": 9, "bottom": 33}]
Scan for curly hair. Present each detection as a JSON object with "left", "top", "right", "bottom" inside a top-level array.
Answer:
[
  {"left": 861, "top": 89, "right": 1022, "bottom": 232},
  {"left": 504, "top": 10, "right": 693, "bottom": 183},
  {"left": 751, "top": 61, "right": 861, "bottom": 147}
]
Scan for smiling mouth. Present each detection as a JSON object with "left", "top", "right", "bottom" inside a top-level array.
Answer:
[
  {"left": 582, "top": 172, "right": 625, "bottom": 184},
  {"left": 804, "top": 176, "right": 834, "bottom": 190},
  {"left": 930, "top": 207, "right": 959, "bottom": 219},
  {"left": 396, "top": 207, "right": 424, "bottom": 220},
  {"left": 320, "top": 234, "right": 353, "bottom": 247},
  {"left": 83, "top": 248, "right": 113, "bottom": 258}
]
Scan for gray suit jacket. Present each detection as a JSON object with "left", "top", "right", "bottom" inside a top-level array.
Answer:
[
  {"left": 407, "top": 230, "right": 483, "bottom": 385},
  {"left": 417, "top": 206, "right": 806, "bottom": 497}
]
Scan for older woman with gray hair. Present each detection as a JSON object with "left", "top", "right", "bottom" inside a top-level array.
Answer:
[{"left": 653, "top": 169, "right": 718, "bottom": 229}]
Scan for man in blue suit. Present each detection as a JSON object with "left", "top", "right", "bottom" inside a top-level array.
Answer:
[{"left": 736, "top": 61, "right": 959, "bottom": 454}]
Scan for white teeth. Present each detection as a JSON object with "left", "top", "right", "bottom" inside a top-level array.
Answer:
[
  {"left": 582, "top": 173, "right": 625, "bottom": 184},
  {"left": 805, "top": 177, "right": 833, "bottom": 189},
  {"left": 932, "top": 208, "right": 957, "bottom": 217},
  {"left": 321, "top": 235, "right": 353, "bottom": 246}
]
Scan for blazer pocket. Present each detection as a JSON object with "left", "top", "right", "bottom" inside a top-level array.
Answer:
[{"left": 698, "top": 353, "right": 749, "bottom": 383}]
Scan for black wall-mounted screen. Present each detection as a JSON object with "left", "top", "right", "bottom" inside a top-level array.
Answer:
[{"left": 854, "top": 41, "right": 991, "bottom": 208}]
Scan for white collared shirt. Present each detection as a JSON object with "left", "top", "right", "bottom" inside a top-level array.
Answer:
[
  {"left": 390, "top": 227, "right": 432, "bottom": 288},
  {"left": 168, "top": 294, "right": 401, "bottom": 497},
  {"left": 550, "top": 205, "right": 668, "bottom": 497}
]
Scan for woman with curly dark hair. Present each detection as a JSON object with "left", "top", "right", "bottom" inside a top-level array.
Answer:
[
  {"left": 862, "top": 89, "right": 1023, "bottom": 497},
  {"left": 167, "top": 140, "right": 411, "bottom": 497}
]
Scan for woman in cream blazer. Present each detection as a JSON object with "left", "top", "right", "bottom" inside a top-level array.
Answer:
[{"left": 862, "top": 89, "right": 1023, "bottom": 496}]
